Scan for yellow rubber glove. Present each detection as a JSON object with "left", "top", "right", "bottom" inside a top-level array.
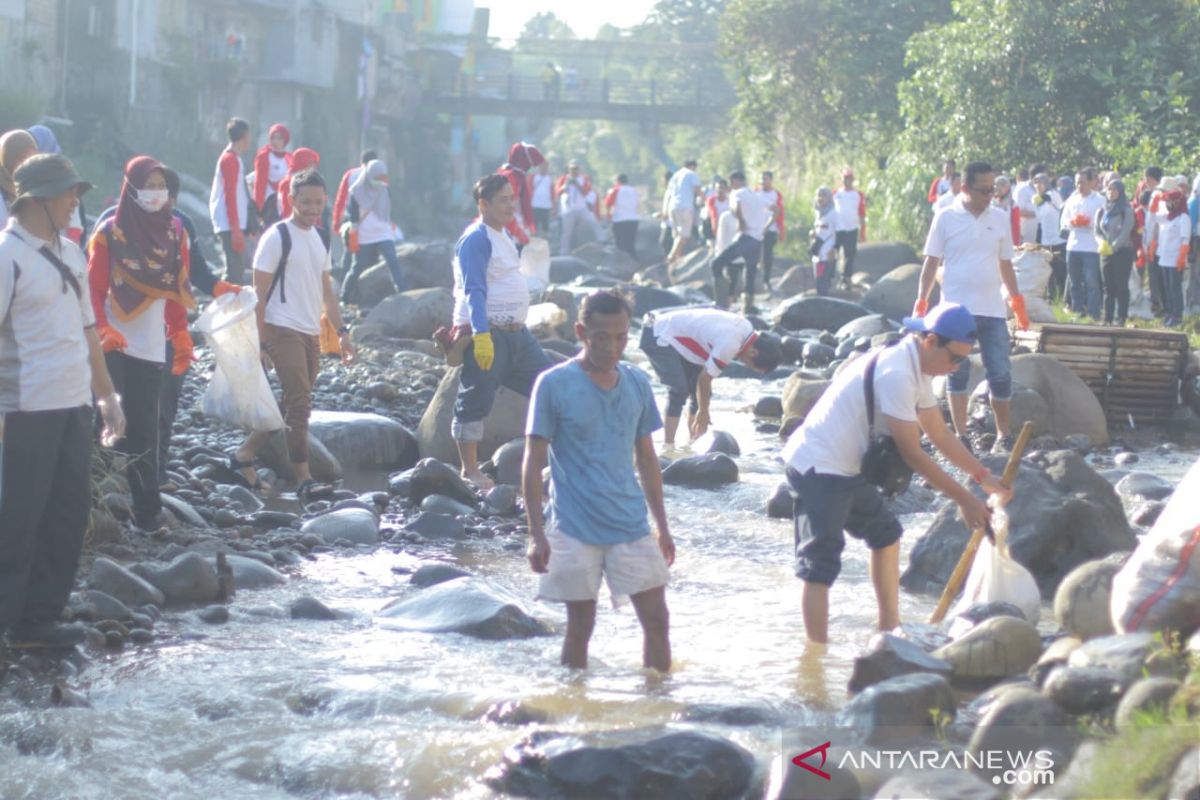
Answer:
[
  {"left": 472, "top": 331, "right": 495, "bottom": 371},
  {"left": 1098, "top": 239, "right": 1113, "bottom": 257}
]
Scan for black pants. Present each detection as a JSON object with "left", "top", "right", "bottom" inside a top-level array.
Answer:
[
  {"left": 613, "top": 220, "right": 638, "bottom": 257},
  {"left": 1046, "top": 244, "right": 1067, "bottom": 302},
  {"left": 659, "top": 224, "right": 673, "bottom": 257},
  {"left": 1102, "top": 246, "right": 1135, "bottom": 324},
  {"left": 1148, "top": 256, "right": 1166, "bottom": 315},
  {"left": 159, "top": 340, "right": 186, "bottom": 484},
  {"left": 533, "top": 208, "right": 551, "bottom": 236},
  {"left": 762, "top": 230, "right": 779, "bottom": 288},
  {"left": 712, "top": 234, "right": 763, "bottom": 311},
  {"left": 0, "top": 406, "right": 93, "bottom": 630},
  {"left": 219, "top": 230, "right": 247, "bottom": 284},
  {"left": 835, "top": 230, "right": 858, "bottom": 284},
  {"left": 105, "top": 351, "right": 163, "bottom": 527}
]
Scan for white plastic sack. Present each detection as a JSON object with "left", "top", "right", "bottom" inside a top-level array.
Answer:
[
  {"left": 1111, "top": 456, "right": 1200, "bottom": 634},
  {"left": 521, "top": 236, "right": 551, "bottom": 293},
  {"left": 1127, "top": 266, "right": 1153, "bottom": 320},
  {"left": 949, "top": 501, "right": 1042, "bottom": 636},
  {"left": 525, "top": 302, "right": 567, "bottom": 338},
  {"left": 1004, "top": 249, "right": 1055, "bottom": 322},
  {"left": 194, "top": 289, "right": 284, "bottom": 432}
]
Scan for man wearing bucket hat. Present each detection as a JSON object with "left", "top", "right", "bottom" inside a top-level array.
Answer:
[
  {"left": 0, "top": 153, "right": 126, "bottom": 648},
  {"left": 781, "top": 303, "right": 1010, "bottom": 644}
]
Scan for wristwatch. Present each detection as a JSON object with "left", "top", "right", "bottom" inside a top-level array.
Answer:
[{"left": 337, "top": 325, "right": 350, "bottom": 335}]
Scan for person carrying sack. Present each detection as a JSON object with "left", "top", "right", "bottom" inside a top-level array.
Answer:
[{"left": 780, "top": 303, "right": 1010, "bottom": 644}]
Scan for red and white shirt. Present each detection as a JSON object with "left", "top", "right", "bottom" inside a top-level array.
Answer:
[
  {"left": 832, "top": 189, "right": 866, "bottom": 233},
  {"left": 756, "top": 187, "right": 786, "bottom": 238},
  {"left": 604, "top": 184, "right": 640, "bottom": 222},
  {"left": 209, "top": 146, "right": 249, "bottom": 233},
  {"left": 651, "top": 308, "right": 756, "bottom": 378},
  {"left": 707, "top": 194, "right": 730, "bottom": 231}
]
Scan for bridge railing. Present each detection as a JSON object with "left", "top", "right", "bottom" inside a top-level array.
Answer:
[{"left": 426, "top": 72, "right": 723, "bottom": 108}]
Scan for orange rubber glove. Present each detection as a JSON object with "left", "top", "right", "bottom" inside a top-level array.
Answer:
[
  {"left": 912, "top": 298, "right": 929, "bottom": 318},
  {"left": 1009, "top": 293, "right": 1031, "bottom": 331},
  {"left": 212, "top": 280, "right": 242, "bottom": 297},
  {"left": 1071, "top": 214, "right": 1090, "bottom": 227},
  {"left": 319, "top": 314, "right": 341, "bottom": 355},
  {"left": 1135, "top": 248, "right": 1145, "bottom": 269},
  {"left": 231, "top": 229, "right": 246, "bottom": 254},
  {"left": 98, "top": 324, "right": 128, "bottom": 353},
  {"left": 170, "top": 330, "right": 195, "bottom": 376},
  {"left": 1177, "top": 245, "right": 1190, "bottom": 272}
]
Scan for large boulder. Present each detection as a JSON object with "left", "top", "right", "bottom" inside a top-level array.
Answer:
[
  {"left": 776, "top": 263, "right": 815, "bottom": 297},
  {"left": 394, "top": 241, "right": 454, "bottom": 290},
  {"left": 301, "top": 508, "right": 379, "bottom": 546},
  {"left": 967, "top": 687, "right": 1080, "bottom": 788},
  {"left": 361, "top": 287, "right": 454, "bottom": 340},
  {"left": 378, "top": 577, "right": 550, "bottom": 639},
  {"left": 1010, "top": 354, "right": 1109, "bottom": 445},
  {"left": 129, "top": 553, "right": 220, "bottom": 606},
  {"left": 848, "top": 632, "right": 953, "bottom": 694},
  {"left": 667, "top": 248, "right": 712, "bottom": 287},
  {"left": 1054, "top": 558, "right": 1122, "bottom": 640},
  {"left": 622, "top": 284, "right": 685, "bottom": 317},
  {"left": 213, "top": 554, "right": 286, "bottom": 589},
  {"left": 491, "top": 438, "right": 525, "bottom": 487},
  {"left": 835, "top": 313, "right": 899, "bottom": 342},
  {"left": 416, "top": 365, "right": 535, "bottom": 466},
  {"left": 903, "top": 450, "right": 1135, "bottom": 596},
  {"left": 484, "top": 729, "right": 756, "bottom": 799},
  {"left": 781, "top": 375, "right": 831, "bottom": 421},
  {"left": 308, "top": 411, "right": 419, "bottom": 472},
  {"left": 352, "top": 261, "right": 398, "bottom": 307},
  {"left": 840, "top": 672, "right": 955, "bottom": 746},
  {"left": 850, "top": 241, "right": 920, "bottom": 282},
  {"left": 933, "top": 616, "right": 1043, "bottom": 687},
  {"left": 970, "top": 382, "right": 1051, "bottom": 438},
  {"left": 405, "top": 458, "right": 479, "bottom": 506},
  {"left": 89, "top": 558, "right": 165, "bottom": 608},
  {"left": 549, "top": 256, "right": 590, "bottom": 284},
  {"left": 259, "top": 431, "right": 342, "bottom": 484},
  {"left": 661, "top": 453, "right": 738, "bottom": 488},
  {"left": 860, "top": 263, "right": 938, "bottom": 322},
  {"left": 571, "top": 242, "right": 639, "bottom": 280},
  {"left": 775, "top": 296, "right": 871, "bottom": 333}
]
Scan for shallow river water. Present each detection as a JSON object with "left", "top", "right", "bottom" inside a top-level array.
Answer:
[{"left": 0, "top": 351, "right": 1195, "bottom": 799}]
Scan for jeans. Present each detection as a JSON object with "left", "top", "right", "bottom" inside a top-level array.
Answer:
[
  {"left": 835, "top": 229, "right": 859, "bottom": 284},
  {"left": 711, "top": 234, "right": 763, "bottom": 311},
  {"left": 219, "top": 230, "right": 247, "bottom": 284},
  {"left": 1102, "top": 247, "right": 1134, "bottom": 324},
  {"left": 761, "top": 230, "right": 779, "bottom": 288},
  {"left": 947, "top": 314, "right": 1012, "bottom": 400},
  {"left": 453, "top": 327, "right": 552, "bottom": 441},
  {"left": 639, "top": 326, "right": 702, "bottom": 417},
  {"left": 613, "top": 220, "right": 638, "bottom": 257},
  {"left": 105, "top": 352, "right": 164, "bottom": 527},
  {"left": 1162, "top": 266, "right": 1185, "bottom": 320},
  {"left": 1067, "top": 250, "right": 1102, "bottom": 319},
  {"left": 342, "top": 239, "right": 403, "bottom": 304}
]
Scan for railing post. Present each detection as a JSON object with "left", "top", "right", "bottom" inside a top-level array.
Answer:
[
  {"left": 508, "top": 73, "right": 516, "bottom": 101},
  {"left": 602, "top": 77, "right": 609, "bottom": 104},
  {"left": 650, "top": 79, "right": 656, "bottom": 105}
]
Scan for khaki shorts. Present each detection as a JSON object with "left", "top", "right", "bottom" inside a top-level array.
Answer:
[
  {"left": 537, "top": 524, "right": 670, "bottom": 605},
  {"left": 670, "top": 208, "right": 695, "bottom": 238}
]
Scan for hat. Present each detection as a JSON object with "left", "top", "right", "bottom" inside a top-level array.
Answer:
[
  {"left": 901, "top": 302, "right": 978, "bottom": 344},
  {"left": 842, "top": 168, "right": 854, "bottom": 178},
  {"left": 10, "top": 153, "right": 92, "bottom": 210},
  {"left": 1161, "top": 176, "right": 1183, "bottom": 192}
]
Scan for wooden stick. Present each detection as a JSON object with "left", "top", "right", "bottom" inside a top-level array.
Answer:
[{"left": 927, "top": 421, "right": 1035, "bottom": 625}]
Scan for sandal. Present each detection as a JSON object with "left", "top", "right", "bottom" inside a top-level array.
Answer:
[
  {"left": 228, "top": 454, "right": 270, "bottom": 492},
  {"left": 296, "top": 479, "right": 334, "bottom": 503}
]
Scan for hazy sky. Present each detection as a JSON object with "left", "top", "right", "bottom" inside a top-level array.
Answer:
[{"left": 484, "top": 0, "right": 658, "bottom": 43}]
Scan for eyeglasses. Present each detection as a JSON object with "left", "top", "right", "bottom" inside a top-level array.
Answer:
[
  {"left": 967, "top": 184, "right": 995, "bottom": 196},
  {"left": 942, "top": 344, "right": 970, "bottom": 364}
]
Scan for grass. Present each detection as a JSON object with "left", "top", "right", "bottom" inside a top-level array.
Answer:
[{"left": 1050, "top": 297, "right": 1200, "bottom": 349}]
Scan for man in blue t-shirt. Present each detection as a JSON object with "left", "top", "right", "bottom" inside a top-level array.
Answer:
[{"left": 524, "top": 290, "right": 675, "bottom": 672}]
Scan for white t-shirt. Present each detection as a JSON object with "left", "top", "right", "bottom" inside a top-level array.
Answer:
[
  {"left": 0, "top": 222, "right": 95, "bottom": 412},
  {"left": 610, "top": 185, "right": 640, "bottom": 222},
  {"left": 832, "top": 189, "right": 864, "bottom": 232},
  {"left": 1060, "top": 191, "right": 1105, "bottom": 253},
  {"left": 731, "top": 186, "right": 772, "bottom": 241},
  {"left": 1036, "top": 197, "right": 1065, "bottom": 246},
  {"left": 357, "top": 196, "right": 393, "bottom": 246},
  {"left": 934, "top": 191, "right": 959, "bottom": 211},
  {"left": 253, "top": 221, "right": 331, "bottom": 336},
  {"left": 922, "top": 195, "right": 1014, "bottom": 319},
  {"left": 1014, "top": 182, "right": 1039, "bottom": 244},
  {"left": 651, "top": 308, "right": 755, "bottom": 378},
  {"left": 716, "top": 209, "right": 740, "bottom": 258},
  {"left": 812, "top": 208, "right": 836, "bottom": 262},
  {"left": 757, "top": 188, "right": 783, "bottom": 233},
  {"left": 1156, "top": 213, "right": 1192, "bottom": 268},
  {"left": 559, "top": 177, "right": 590, "bottom": 214},
  {"left": 531, "top": 173, "right": 553, "bottom": 210},
  {"left": 452, "top": 222, "right": 529, "bottom": 329},
  {"left": 783, "top": 337, "right": 937, "bottom": 477}
]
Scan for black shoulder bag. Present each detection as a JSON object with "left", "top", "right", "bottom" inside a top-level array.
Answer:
[
  {"left": 265, "top": 221, "right": 331, "bottom": 305},
  {"left": 861, "top": 350, "right": 914, "bottom": 497}
]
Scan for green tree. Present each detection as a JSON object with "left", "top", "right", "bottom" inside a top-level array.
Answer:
[{"left": 519, "top": 12, "right": 576, "bottom": 41}]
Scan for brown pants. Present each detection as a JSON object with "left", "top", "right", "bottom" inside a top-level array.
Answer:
[{"left": 262, "top": 323, "right": 319, "bottom": 463}]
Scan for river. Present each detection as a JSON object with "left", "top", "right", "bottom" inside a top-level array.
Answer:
[{"left": 0, "top": 348, "right": 1195, "bottom": 799}]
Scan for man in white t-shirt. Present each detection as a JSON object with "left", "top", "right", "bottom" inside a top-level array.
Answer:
[
  {"left": 710, "top": 171, "right": 773, "bottom": 313},
  {"left": 530, "top": 161, "right": 553, "bottom": 237},
  {"left": 1014, "top": 162, "right": 1044, "bottom": 244},
  {"left": 231, "top": 168, "right": 355, "bottom": 500},
  {"left": 781, "top": 304, "right": 1009, "bottom": 644},
  {"left": 933, "top": 173, "right": 962, "bottom": 211},
  {"left": 604, "top": 174, "right": 640, "bottom": 257},
  {"left": 662, "top": 159, "right": 703, "bottom": 264},
  {"left": 832, "top": 169, "right": 867, "bottom": 289},
  {"left": 916, "top": 161, "right": 1030, "bottom": 454},
  {"left": 1060, "top": 166, "right": 1106, "bottom": 319}
]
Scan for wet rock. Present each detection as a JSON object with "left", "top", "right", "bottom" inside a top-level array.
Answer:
[
  {"left": 1114, "top": 677, "right": 1180, "bottom": 731},
  {"left": 485, "top": 484, "right": 519, "bottom": 516},
  {"left": 1043, "top": 666, "right": 1128, "bottom": 714},
  {"left": 766, "top": 482, "right": 794, "bottom": 519},
  {"left": 308, "top": 410, "right": 419, "bottom": 472},
  {"left": 213, "top": 509, "right": 239, "bottom": 528},
  {"left": 379, "top": 577, "right": 551, "bottom": 639},
  {"left": 289, "top": 596, "right": 342, "bottom": 621},
  {"left": 661, "top": 453, "right": 738, "bottom": 488},
  {"left": 626, "top": 284, "right": 685, "bottom": 317},
  {"left": 1131, "top": 500, "right": 1165, "bottom": 527},
  {"left": 693, "top": 430, "right": 740, "bottom": 457},
  {"left": 405, "top": 457, "right": 479, "bottom": 507},
  {"left": 1115, "top": 471, "right": 1174, "bottom": 502},
  {"left": 492, "top": 438, "right": 526, "bottom": 487},
  {"left": 677, "top": 700, "right": 780, "bottom": 726},
  {"left": 483, "top": 729, "right": 755, "bottom": 799},
  {"left": 1009, "top": 354, "right": 1109, "bottom": 445},
  {"left": 410, "top": 563, "right": 474, "bottom": 588},
  {"left": 1114, "top": 451, "right": 1139, "bottom": 466},
  {"left": 848, "top": 633, "right": 953, "bottom": 694},
  {"left": 840, "top": 672, "right": 955, "bottom": 745},
  {"left": 765, "top": 751, "right": 861, "bottom": 800},
  {"left": 483, "top": 699, "right": 551, "bottom": 726},
  {"left": 892, "top": 622, "right": 953, "bottom": 653},
  {"left": 778, "top": 336, "right": 805, "bottom": 365},
  {"left": 129, "top": 628, "right": 153, "bottom": 644},
  {"left": 933, "top": 616, "right": 1042, "bottom": 687},
  {"left": 1166, "top": 747, "right": 1199, "bottom": 800},
  {"left": 405, "top": 511, "right": 467, "bottom": 540},
  {"left": 967, "top": 687, "right": 1079, "bottom": 787},
  {"left": 800, "top": 341, "right": 837, "bottom": 370},
  {"left": 361, "top": 286, "right": 454, "bottom": 339},
  {"left": 81, "top": 590, "right": 133, "bottom": 622},
  {"left": 300, "top": 508, "right": 379, "bottom": 546},
  {"left": 212, "top": 554, "right": 286, "bottom": 589},
  {"left": 969, "top": 382, "right": 1051, "bottom": 438},
  {"left": 903, "top": 450, "right": 1134, "bottom": 596},
  {"left": 873, "top": 771, "right": 1000, "bottom": 800},
  {"left": 1032, "top": 636, "right": 1083, "bottom": 686},
  {"left": 774, "top": 295, "right": 870, "bottom": 333},
  {"left": 218, "top": 484, "right": 264, "bottom": 513},
  {"left": 198, "top": 605, "right": 229, "bottom": 624},
  {"left": 835, "top": 313, "right": 898, "bottom": 342},
  {"left": 779, "top": 415, "right": 803, "bottom": 439},
  {"left": 249, "top": 510, "right": 302, "bottom": 529},
  {"left": 754, "top": 396, "right": 784, "bottom": 419},
  {"left": 954, "top": 600, "right": 1026, "bottom": 627},
  {"left": 159, "top": 493, "right": 207, "bottom": 527},
  {"left": 259, "top": 431, "right": 342, "bottom": 484},
  {"left": 860, "top": 263, "right": 937, "bottom": 323},
  {"left": 781, "top": 376, "right": 831, "bottom": 421},
  {"left": 1054, "top": 558, "right": 1121, "bottom": 640},
  {"left": 1066, "top": 633, "right": 1157, "bottom": 682},
  {"left": 88, "top": 558, "right": 165, "bottom": 608},
  {"left": 130, "top": 552, "right": 220, "bottom": 606},
  {"left": 549, "top": 256, "right": 589, "bottom": 283},
  {"left": 420, "top": 493, "right": 475, "bottom": 516},
  {"left": 851, "top": 241, "right": 920, "bottom": 281}
]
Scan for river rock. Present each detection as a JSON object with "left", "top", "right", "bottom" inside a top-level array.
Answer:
[
  {"left": 387, "top": 241, "right": 453, "bottom": 289},
  {"left": 300, "top": 508, "right": 379, "bottom": 546},
  {"left": 213, "top": 554, "right": 286, "bottom": 589},
  {"left": 217, "top": 484, "right": 264, "bottom": 513},
  {"left": 130, "top": 552, "right": 220, "bottom": 606},
  {"left": 289, "top": 596, "right": 342, "bottom": 621},
  {"left": 404, "top": 511, "right": 467, "bottom": 540},
  {"left": 1009, "top": 354, "right": 1109, "bottom": 445},
  {"left": 954, "top": 601, "right": 1027, "bottom": 630},
  {"left": 1033, "top": 636, "right": 1084, "bottom": 686},
  {"left": 903, "top": 450, "right": 1134, "bottom": 596},
  {"left": 677, "top": 700, "right": 780, "bottom": 726},
  {"left": 967, "top": 687, "right": 1079, "bottom": 788},
  {"left": 661, "top": 453, "right": 738, "bottom": 488},
  {"left": 1114, "top": 472, "right": 1174, "bottom": 502},
  {"left": 159, "top": 493, "right": 207, "bottom": 527},
  {"left": 1066, "top": 633, "right": 1157, "bottom": 682},
  {"left": 405, "top": 458, "right": 478, "bottom": 506},
  {"left": 549, "top": 256, "right": 589, "bottom": 284},
  {"left": 801, "top": 341, "right": 836, "bottom": 368},
  {"left": 626, "top": 285, "right": 684, "bottom": 317},
  {"left": 379, "top": 577, "right": 550, "bottom": 639},
  {"left": 933, "top": 616, "right": 1042, "bottom": 686},
  {"left": 873, "top": 771, "right": 1000, "bottom": 800},
  {"left": 860, "top": 263, "right": 938, "bottom": 323},
  {"left": 361, "top": 287, "right": 454, "bottom": 339},
  {"left": 851, "top": 241, "right": 921, "bottom": 281},
  {"left": 307, "top": 411, "right": 419, "bottom": 472},
  {"left": 847, "top": 633, "right": 953, "bottom": 694},
  {"left": 1114, "top": 677, "right": 1180, "bottom": 731},
  {"left": 776, "top": 263, "right": 815, "bottom": 297},
  {"left": 259, "top": 431, "right": 342, "bottom": 484},
  {"left": 775, "top": 296, "right": 870, "bottom": 333},
  {"left": 840, "top": 672, "right": 955, "bottom": 745},
  {"left": 693, "top": 430, "right": 740, "bottom": 457},
  {"left": 410, "top": 563, "right": 474, "bottom": 588},
  {"left": 483, "top": 729, "right": 755, "bottom": 799},
  {"left": 754, "top": 396, "right": 784, "bottom": 418},
  {"left": 492, "top": 438, "right": 525, "bottom": 487},
  {"left": 352, "top": 261, "right": 398, "bottom": 305},
  {"left": 1054, "top": 558, "right": 1121, "bottom": 640},
  {"left": 198, "top": 605, "right": 230, "bottom": 625},
  {"left": 781, "top": 375, "right": 830, "bottom": 420},
  {"left": 765, "top": 751, "right": 862, "bottom": 800},
  {"left": 1042, "top": 666, "right": 1128, "bottom": 714},
  {"left": 766, "top": 482, "right": 794, "bottom": 519},
  {"left": 485, "top": 484, "right": 519, "bottom": 515},
  {"left": 835, "top": 313, "right": 899, "bottom": 342},
  {"left": 1131, "top": 500, "right": 1165, "bottom": 527},
  {"left": 420, "top": 494, "right": 475, "bottom": 516},
  {"left": 89, "top": 558, "right": 165, "bottom": 608},
  {"left": 1167, "top": 747, "right": 1200, "bottom": 800},
  {"left": 81, "top": 590, "right": 134, "bottom": 622},
  {"left": 969, "top": 382, "right": 1051, "bottom": 438}
]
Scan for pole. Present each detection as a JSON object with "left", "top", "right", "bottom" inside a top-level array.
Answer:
[
  {"left": 128, "top": 0, "right": 140, "bottom": 108},
  {"left": 59, "top": 0, "right": 70, "bottom": 114}
]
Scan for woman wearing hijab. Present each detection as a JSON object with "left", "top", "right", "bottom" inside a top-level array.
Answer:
[
  {"left": 340, "top": 159, "right": 403, "bottom": 304},
  {"left": 0, "top": 129, "right": 38, "bottom": 229},
  {"left": 810, "top": 187, "right": 837, "bottom": 296},
  {"left": 253, "top": 123, "right": 292, "bottom": 226},
  {"left": 276, "top": 147, "right": 320, "bottom": 221},
  {"left": 1094, "top": 178, "right": 1135, "bottom": 326},
  {"left": 87, "top": 156, "right": 196, "bottom": 531},
  {"left": 497, "top": 141, "right": 545, "bottom": 243},
  {"left": 28, "top": 124, "right": 88, "bottom": 244},
  {"left": 1151, "top": 188, "right": 1190, "bottom": 327},
  {"left": 992, "top": 175, "right": 1021, "bottom": 245}
]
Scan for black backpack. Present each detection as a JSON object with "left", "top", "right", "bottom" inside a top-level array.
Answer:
[{"left": 265, "top": 221, "right": 331, "bottom": 304}]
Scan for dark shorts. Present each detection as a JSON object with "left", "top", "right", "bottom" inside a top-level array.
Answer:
[
  {"left": 639, "top": 325, "right": 701, "bottom": 417},
  {"left": 787, "top": 466, "right": 902, "bottom": 586}
]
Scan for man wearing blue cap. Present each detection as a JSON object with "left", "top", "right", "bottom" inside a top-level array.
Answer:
[{"left": 781, "top": 303, "right": 1011, "bottom": 644}]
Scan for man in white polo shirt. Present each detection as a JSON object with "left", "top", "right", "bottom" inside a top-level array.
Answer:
[
  {"left": 662, "top": 158, "right": 703, "bottom": 264},
  {"left": 782, "top": 304, "right": 1009, "bottom": 644},
  {"left": 0, "top": 154, "right": 125, "bottom": 648},
  {"left": 710, "top": 171, "right": 773, "bottom": 313},
  {"left": 833, "top": 169, "right": 867, "bottom": 290},
  {"left": 915, "top": 161, "right": 1030, "bottom": 454}
]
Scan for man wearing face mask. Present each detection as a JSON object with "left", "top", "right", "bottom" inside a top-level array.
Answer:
[{"left": 87, "top": 156, "right": 196, "bottom": 532}]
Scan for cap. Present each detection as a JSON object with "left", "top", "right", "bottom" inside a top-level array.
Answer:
[
  {"left": 842, "top": 168, "right": 854, "bottom": 178},
  {"left": 901, "top": 302, "right": 977, "bottom": 345},
  {"left": 10, "top": 153, "right": 92, "bottom": 210}
]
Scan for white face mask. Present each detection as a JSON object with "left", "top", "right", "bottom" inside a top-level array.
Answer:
[{"left": 135, "top": 188, "right": 169, "bottom": 213}]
